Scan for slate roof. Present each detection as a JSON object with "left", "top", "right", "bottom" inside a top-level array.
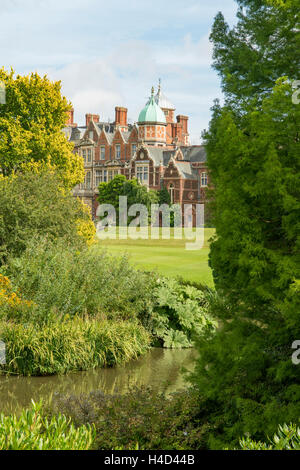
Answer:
[
  {"left": 179, "top": 146, "right": 206, "bottom": 163},
  {"left": 174, "top": 161, "right": 198, "bottom": 180}
]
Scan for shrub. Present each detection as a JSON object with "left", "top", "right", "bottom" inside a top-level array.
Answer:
[
  {"left": 0, "top": 318, "right": 150, "bottom": 376},
  {"left": 52, "top": 387, "right": 209, "bottom": 450},
  {"left": 0, "top": 170, "right": 93, "bottom": 265},
  {"left": 0, "top": 401, "right": 95, "bottom": 450},
  {"left": 4, "top": 238, "right": 156, "bottom": 325},
  {"left": 150, "top": 278, "right": 217, "bottom": 348},
  {"left": 239, "top": 424, "right": 300, "bottom": 451}
]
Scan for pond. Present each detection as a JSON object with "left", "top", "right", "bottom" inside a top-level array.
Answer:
[{"left": 0, "top": 348, "right": 197, "bottom": 415}]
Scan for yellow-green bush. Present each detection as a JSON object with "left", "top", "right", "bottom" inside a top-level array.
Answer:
[{"left": 0, "top": 401, "right": 95, "bottom": 450}]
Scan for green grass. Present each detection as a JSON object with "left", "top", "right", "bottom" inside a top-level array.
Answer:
[{"left": 97, "top": 228, "right": 215, "bottom": 287}]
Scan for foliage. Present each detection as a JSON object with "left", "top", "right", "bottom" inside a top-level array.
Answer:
[
  {"left": 0, "top": 318, "right": 150, "bottom": 376},
  {"left": 190, "top": 0, "right": 300, "bottom": 450},
  {"left": 0, "top": 68, "right": 84, "bottom": 189},
  {"left": 210, "top": 0, "right": 300, "bottom": 106},
  {"left": 239, "top": 423, "right": 300, "bottom": 450},
  {"left": 3, "top": 238, "right": 156, "bottom": 325},
  {"left": 0, "top": 274, "right": 35, "bottom": 321},
  {"left": 98, "top": 174, "right": 159, "bottom": 225},
  {"left": 151, "top": 277, "right": 217, "bottom": 348},
  {"left": 52, "top": 387, "right": 208, "bottom": 450},
  {"left": 0, "top": 401, "right": 95, "bottom": 450},
  {"left": 0, "top": 169, "right": 94, "bottom": 265},
  {"left": 191, "top": 82, "right": 300, "bottom": 448},
  {"left": 158, "top": 185, "right": 171, "bottom": 205}
]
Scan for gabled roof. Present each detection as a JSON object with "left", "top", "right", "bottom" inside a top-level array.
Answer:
[{"left": 174, "top": 161, "right": 198, "bottom": 179}]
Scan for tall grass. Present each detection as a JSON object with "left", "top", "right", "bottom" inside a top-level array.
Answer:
[
  {"left": 0, "top": 401, "right": 95, "bottom": 450},
  {"left": 0, "top": 318, "right": 150, "bottom": 376}
]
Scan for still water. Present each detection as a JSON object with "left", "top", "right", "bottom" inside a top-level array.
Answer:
[{"left": 0, "top": 348, "right": 197, "bottom": 415}]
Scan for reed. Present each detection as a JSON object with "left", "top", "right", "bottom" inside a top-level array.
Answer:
[{"left": 0, "top": 318, "right": 150, "bottom": 376}]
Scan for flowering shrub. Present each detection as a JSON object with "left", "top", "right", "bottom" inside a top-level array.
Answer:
[{"left": 0, "top": 274, "right": 35, "bottom": 320}]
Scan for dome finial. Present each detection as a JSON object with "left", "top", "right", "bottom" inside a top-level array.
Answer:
[
  {"left": 151, "top": 86, "right": 154, "bottom": 96},
  {"left": 158, "top": 78, "right": 161, "bottom": 92}
]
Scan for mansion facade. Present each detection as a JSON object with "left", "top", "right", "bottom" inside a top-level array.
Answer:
[{"left": 63, "top": 83, "right": 209, "bottom": 224}]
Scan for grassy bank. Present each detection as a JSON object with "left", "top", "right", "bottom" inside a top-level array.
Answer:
[
  {"left": 97, "top": 228, "right": 215, "bottom": 286},
  {"left": 0, "top": 319, "right": 150, "bottom": 376}
]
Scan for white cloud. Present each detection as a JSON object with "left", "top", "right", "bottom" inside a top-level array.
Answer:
[{"left": 0, "top": 0, "right": 238, "bottom": 143}]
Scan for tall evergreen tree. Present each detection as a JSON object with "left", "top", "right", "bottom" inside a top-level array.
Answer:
[{"left": 191, "top": 0, "right": 300, "bottom": 449}]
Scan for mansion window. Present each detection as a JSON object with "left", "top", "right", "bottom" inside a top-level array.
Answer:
[
  {"left": 108, "top": 169, "right": 120, "bottom": 181},
  {"left": 89, "top": 131, "right": 94, "bottom": 140},
  {"left": 136, "top": 165, "right": 149, "bottom": 185},
  {"left": 131, "top": 144, "right": 137, "bottom": 156},
  {"left": 82, "top": 148, "right": 92, "bottom": 164},
  {"left": 115, "top": 144, "right": 121, "bottom": 159},
  {"left": 95, "top": 170, "right": 102, "bottom": 187},
  {"left": 85, "top": 171, "right": 91, "bottom": 189},
  {"left": 94, "top": 169, "right": 120, "bottom": 186},
  {"left": 201, "top": 172, "right": 208, "bottom": 187},
  {"left": 100, "top": 146, "right": 105, "bottom": 160}
]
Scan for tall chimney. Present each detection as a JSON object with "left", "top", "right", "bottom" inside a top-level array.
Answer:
[
  {"left": 85, "top": 114, "right": 100, "bottom": 127},
  {"left": 115, "top": 107, "right": 128, "bottom": 127},
  {"left": 66, "top": 108, "right": 74, "bottom": 125},
  {"left": 176, "top": 115, "right": 188, "bottom": 135}
]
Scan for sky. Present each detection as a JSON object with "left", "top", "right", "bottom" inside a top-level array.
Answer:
[{"left": 1, "top": 0, "right": 238, "bottom": 144}]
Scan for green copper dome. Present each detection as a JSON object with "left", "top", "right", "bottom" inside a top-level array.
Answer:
[{"left": 138, "top": 87, "right": 166, "bottom": 124}]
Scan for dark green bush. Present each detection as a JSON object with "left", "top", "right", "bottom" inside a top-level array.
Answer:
[{"left": 52, "top": 387, "right": 209, "bottom": 450}]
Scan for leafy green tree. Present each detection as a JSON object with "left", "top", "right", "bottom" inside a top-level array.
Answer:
[
  {"left": 158, "top": 186, "right": 171, "bottom": 205},
  {"left": 98, "top": 174, "right": 159, "bottom": 225},
  {"left": 0, "top": 169, "right": 92, "bottom": 264},
  {"left": 210, "top": 0, "right": 299, "bottom": 106},
  {"left": 0, "top": 69, "right": 84, "bottom": 188},
  {"left": 190, "top": 0, "right": 300, "bottom": 450}
]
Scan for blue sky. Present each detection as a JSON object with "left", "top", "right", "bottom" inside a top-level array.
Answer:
[{"left": 1, "top": 0, "right": 238, "bottom": 143}]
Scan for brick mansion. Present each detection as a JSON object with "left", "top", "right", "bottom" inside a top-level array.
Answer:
[{"left": 63, "top": 82, "right": 209, "bottom": 224}]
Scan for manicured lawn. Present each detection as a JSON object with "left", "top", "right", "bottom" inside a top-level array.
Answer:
[{"left": 95, "top": 228, "right": 215, "bottom": 287}]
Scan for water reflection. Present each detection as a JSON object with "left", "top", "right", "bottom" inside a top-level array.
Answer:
[{"left": 0, "top": 348, "right": 197, "bottom": 415}]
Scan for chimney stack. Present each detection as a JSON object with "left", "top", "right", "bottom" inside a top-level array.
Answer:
[
  {"left": 115, "top": 107, "right": 128, "bottom": 127},
  {"left": 66, "top": 108, "right": 77, "bottom": 127},
  {"left": 85, "top": 113, "right": 100, "bottom": 127},
  {"left": 176, "top": 115, "right": 188, "bottom": 135}
]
